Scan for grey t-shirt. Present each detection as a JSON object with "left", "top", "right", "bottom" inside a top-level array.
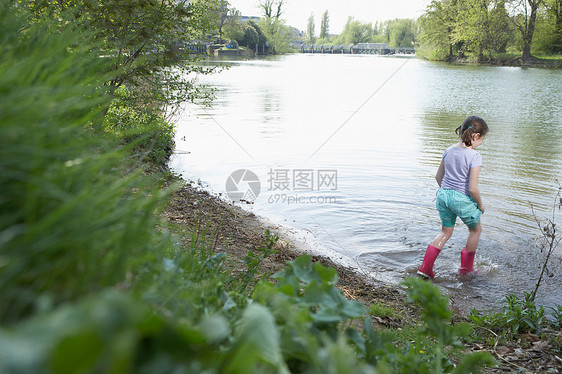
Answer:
[{"left": 441, "top": 145, "right": 482, "bottom": 196}]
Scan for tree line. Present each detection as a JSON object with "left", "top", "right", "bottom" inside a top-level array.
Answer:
[
  {"left": 215, "top": 0, "right": 560, "bottom": 62},
  {"left": 418, "top": 0, "right": 561, "bottom": 63},
  {"left": 217, "top": 1, "right": 419, "bottom": 53}
]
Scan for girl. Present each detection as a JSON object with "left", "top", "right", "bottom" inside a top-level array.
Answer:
[{"left": 418, "top": 116, "right": 489, "bottom": 278}]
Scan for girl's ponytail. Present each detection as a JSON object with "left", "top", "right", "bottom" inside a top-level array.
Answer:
[{"left": 456, "top": 116, "right": 489, "bottom": 147}]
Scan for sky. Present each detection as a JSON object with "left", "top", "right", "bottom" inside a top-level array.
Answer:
[{"left": 228, "top": 0, "right": 431, "bottom": 34}]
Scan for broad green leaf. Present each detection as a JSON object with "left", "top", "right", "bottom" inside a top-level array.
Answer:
[
  {"left": 223, "top": 304, "right": 289, "bottom": 374},
  {"left": 452, "top": 351, "right": 497, "bottom": 374},
  {"left": 314, "top": 262, "right": 338, "bottom": 285},
  {"left": 288, "top": 255, "right": 316, "bottom": 284}
]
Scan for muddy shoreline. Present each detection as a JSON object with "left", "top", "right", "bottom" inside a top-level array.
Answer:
[
  {"left": 164, "top": 176, "right": 489, "bottom": 316},
  {"left": 438, "top": 55, "right": 562, "bottom": 69},
  {"left": 164, "top": 181, "right": 415, "bottom": 317},
  {"left": 163, "top": 174, "right": 562, "bottom": 373}
]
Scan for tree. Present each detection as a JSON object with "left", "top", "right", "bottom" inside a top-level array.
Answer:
[
  {"left": 25, "top": 0, "right": 220, "bottom": 112},
  {"left": 223, "top": 8, "right": 244, "bottom": 43},
  {"left": 320, "top": 10, "right": 330, "bottom": 39},
  {"left": 335, "top": 17, "right": 375, "bottom": 45},
  {"left": 418, "top": 0, "right": 459, "bottom": 60},
  {"left": 216, "top": 0, "right": 230, "bottom": 43},
  {"left": 488, "top": 1, "right": 513, "bottom": 54},
  {"left": 234, "top": 20, "right": 268, "bottom": 50},
  {"left": 259, "top": 0, "right": 285, "bottom": 19},
  {"left": 456, "top": 0, "right": 492, "bottom": 61},
  {"left": 533, "top": 0, "right": 562, "bottom": 53},
  {"left": 547, "top": 0, "right": 562, "bottom": 52},
  {"left": 387, "top": 19, "right": 418, "bottom": 47},
  {"left": 507, "top": 0, "right": 545, "bottom": 63},
  {"left": 306, "top": 13, "right": 316, "bottom": 44},
  {"left": 240, "top": 23, "right": 260, "bottom": 47},
  {"left": 258, "top": 16, "right": 294, "bottom": 53},
  {"left": 455, "top": 0, "right": 512, "bottom": 62}
]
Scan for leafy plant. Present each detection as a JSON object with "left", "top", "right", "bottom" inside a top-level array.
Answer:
[
  {"left": 103, "top": 85, "right": 175, "bottom": 167},
  {"left": 549, "top": 305, "right": 562, "bottom": 330},
  {"left": 470, "top": 292, "right": 548, "bottom": 337},
  {"left": 238, "top": 228, "right": 279, "bottom": 293},
  {"left": 252, "top": 255, "right": 369, "bottom": 371},
  {"left": 369, "top": 302, "right": 397, "bottom": 318},
  {"left": 138, "top": 218, "right": 248, "bottom": 324},
  {"left": 221, "top": 304, "right": 290, "bottom": 373},
  {"left": 504, "top": 293, "right": 546, "bottom": 335},
  {"left": 0, "top": 290, "right": 237, "bottom": 374},
  {"left": 362, "top": 277, "right": 496, "bottom": 374},
  {"left": 269, "top": 255, "right": 367, "bottom": 327}
]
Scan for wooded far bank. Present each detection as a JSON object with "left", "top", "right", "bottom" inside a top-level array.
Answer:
[{"left": 215, "top": 0, "right": 561, "bottom": 65}]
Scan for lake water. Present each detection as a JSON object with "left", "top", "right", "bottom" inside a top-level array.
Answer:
[{"left": 170, "top": 54, "right": 562, "bottom": 310}]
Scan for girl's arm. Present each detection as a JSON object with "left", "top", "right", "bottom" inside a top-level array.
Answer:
[
  {"left": 435, "top": 161, "right": 445, "bottom": 187},
  {"left": 468, "top": 166, "right": 485, "bottom": 213}
]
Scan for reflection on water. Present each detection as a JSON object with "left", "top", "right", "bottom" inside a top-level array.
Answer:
[{"left": 171, "top": 54, "right": 562, "bottom": 310}]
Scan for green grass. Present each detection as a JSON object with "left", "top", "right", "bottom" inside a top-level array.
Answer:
[
  {"left": 493, "top": 52, "right": 562, "bottom": 61},
  {"left": 369, "top": 301, "right": 398, "bottom": 318},
  {"left": 532, "top": 54, "right": 562, "bottom": 60}
]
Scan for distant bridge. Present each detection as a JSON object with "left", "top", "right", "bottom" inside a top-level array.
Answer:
[{"left": 299, "top": 43, "right": 415, "bottom": 55}]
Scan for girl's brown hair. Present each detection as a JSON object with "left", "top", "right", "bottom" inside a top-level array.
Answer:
[{"left": 455, "top": 116, "right": 489, "bottom": 147}]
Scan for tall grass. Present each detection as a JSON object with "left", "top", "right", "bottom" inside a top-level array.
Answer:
[{"left": 0, "top": 2, "right": 169, "bottom": 322}]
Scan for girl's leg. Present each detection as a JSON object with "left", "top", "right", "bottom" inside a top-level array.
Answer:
[
  {"left": 464, "top": 221, "right": 482, "bottom": 252},
  {"left": 460, "top": 222, "right": 482, "bottom": 275},
  {"left": 419, "top": 225, "right": 454, "bottom": 278},
  {"left": 432, "top": 225, "right": 455, "bottom": 250}
]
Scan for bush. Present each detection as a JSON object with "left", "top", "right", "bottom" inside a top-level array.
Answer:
[
  {"left": 103, "top": 86, "right": 175, "bottom": 167},
  {"left": 415, "top": 43, "right": 452, "bottom": 61}
]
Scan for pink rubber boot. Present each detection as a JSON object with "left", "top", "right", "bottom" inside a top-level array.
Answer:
[
  {"left": 459, "top": 248, "right": 476, "bottom": 275},
  {"left": 417, "top": 244, "right": 441, "bottom": 279}
]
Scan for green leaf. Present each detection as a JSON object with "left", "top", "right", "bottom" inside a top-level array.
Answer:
[
  {"left": 313, "top": 262, "right": 338, "bottom": 284},
  {"left": 289, "top": 255, "right": 316, "bottom": 284},
  {"left": 222, "top": 304, "right": 290, "bottom": 374},
  {"left": 451, "top": 351, "right": 496, "bottom": 374},
  {"left": 199, "top": 314, "right": 230, "bottom": 344},
  {"left": 0, "top": 291, "right": 144, "bottom": 374},
  {"left": 51, "top": 330, "right": 104, "bottom": 374}
]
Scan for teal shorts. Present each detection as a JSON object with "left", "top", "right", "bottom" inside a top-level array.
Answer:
[{"left": 436, "top": 188, "right": 482, "bottom": 229}]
